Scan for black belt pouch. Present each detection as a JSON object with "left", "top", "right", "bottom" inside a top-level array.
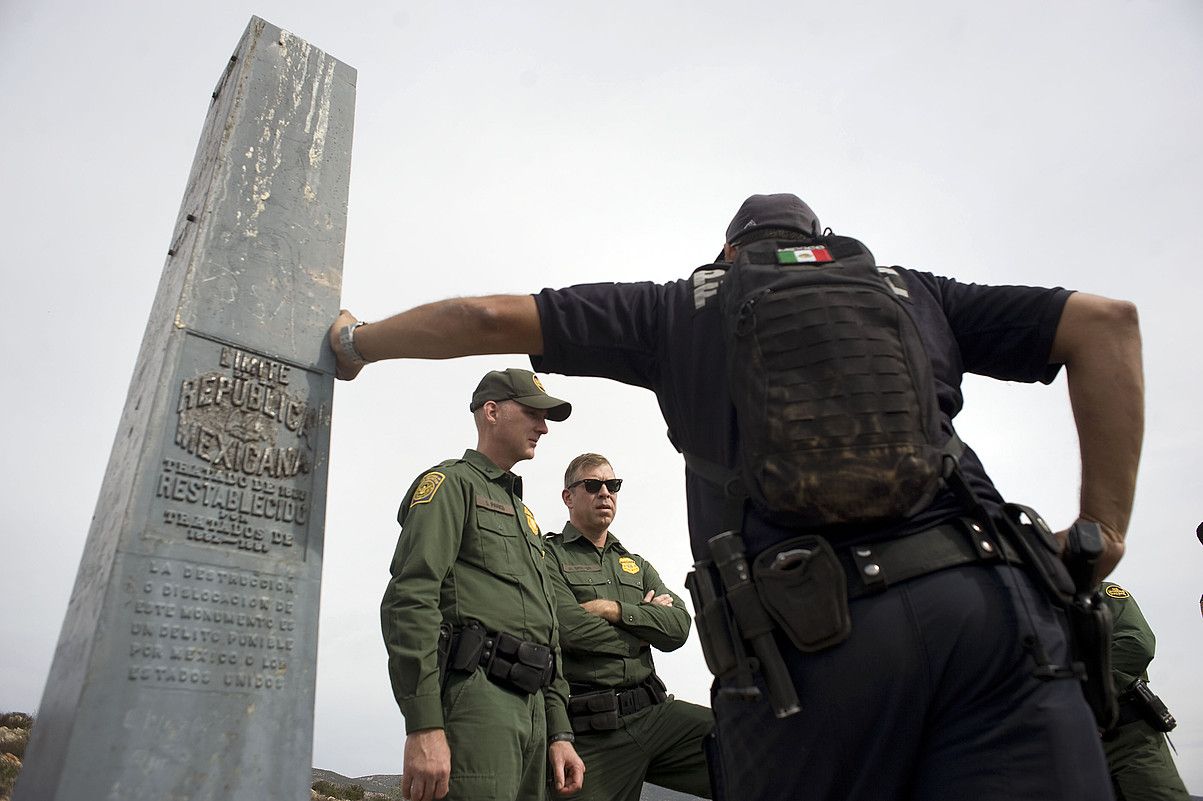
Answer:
[
  {"left": 568, "top": 691, "right": 620, "bottom": 733},
  {"left": 752, "top": 535, "right": 852, "bottom": 653}
]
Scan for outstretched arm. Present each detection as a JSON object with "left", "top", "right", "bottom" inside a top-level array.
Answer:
[
  {"left": 329, "top": 295, "right": 542, "bottom": 380},
  {"left": 1048, "top": 291, "right": 1143, "bottom": 579}
]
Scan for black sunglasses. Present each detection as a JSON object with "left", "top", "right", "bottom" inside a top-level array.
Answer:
[{"left": 566, "top": 478, "right": 623, "bottom": 493}]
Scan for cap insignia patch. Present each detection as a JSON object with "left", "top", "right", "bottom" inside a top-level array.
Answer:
[
  {"left": 1105, "top": 585, "right": 1130, "bottom": 599},
  {"left": 532, "top": 375, "right": 546, "bottom": 392},
  {"left": 410, "top": 471, "right": 446, "bottom": 507},
  {"left": 618, "top": 556, "right": 640, "bottom": 575}
]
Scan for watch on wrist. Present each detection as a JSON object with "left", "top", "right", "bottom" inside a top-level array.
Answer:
[
  {"left": 549, "top": 731, "right": 575, "bottom": 744},
  {"left": 339, "top": 320, "right": 368, "bottom": 365}
]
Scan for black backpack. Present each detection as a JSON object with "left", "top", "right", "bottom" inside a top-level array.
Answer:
[{"left": 688, "top": 234, "right": 957, "bottom": 528}]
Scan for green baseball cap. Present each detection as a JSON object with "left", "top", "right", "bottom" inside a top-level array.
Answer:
[{"left": 470, "top": 368, "right": 572, "bottom": 422}]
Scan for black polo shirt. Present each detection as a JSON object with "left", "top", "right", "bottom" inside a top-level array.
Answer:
[{"left": 532, "top": 264, "right": 1071, "bottom": 560}]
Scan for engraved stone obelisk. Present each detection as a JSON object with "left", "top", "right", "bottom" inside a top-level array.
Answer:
[{"left": 16, "top": 18, "right": 354, "bottom": 801}]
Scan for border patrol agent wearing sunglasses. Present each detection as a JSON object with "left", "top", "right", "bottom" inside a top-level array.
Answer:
[{"left": 545, "top": 453, "right": 713, "bottom": 801}]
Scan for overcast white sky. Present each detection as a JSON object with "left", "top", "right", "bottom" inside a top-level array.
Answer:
[{"left": 2, "top": 0, "right": 1200, "bottom": 792}]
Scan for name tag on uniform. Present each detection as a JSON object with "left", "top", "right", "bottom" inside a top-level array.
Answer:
[
  {"left": 475, "top": 495, "right": 515, "bottom": 515},
  {"left": 561, "top": 564, "right": 602, "bottom": 573}
]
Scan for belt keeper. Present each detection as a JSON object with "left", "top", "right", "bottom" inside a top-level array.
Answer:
[
  {"left": 851, "top": 546, "right": 887, "bottom": 589},
  {"left": 962, "top": 519, "right": 1000, "bottom": 560}
]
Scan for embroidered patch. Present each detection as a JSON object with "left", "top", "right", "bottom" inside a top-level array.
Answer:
[
  {"left": 475, "top": 495, "right": 514, "bottom": 515},
  {"left": 776, "top": 245, "right": 833, "bottom": 264},
  {"left": 532, "top": 375, "right": 547, "bottom": 392},
  {"left": 1105, "top": 585, "right": 1130, "bottom": 599},
  {"left": 409, "top": 472, "right": 445, "bottom": 506},
  {"left": 524, "top": 505, "right": 541, "bottom": 536},
  {"left": 618, "top": 556, "right": 640, "bottom": 575},
  {"left": 561, "top": 564, "right": 602, "bottom": 573}
]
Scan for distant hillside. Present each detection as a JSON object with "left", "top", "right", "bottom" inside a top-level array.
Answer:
[{"left": 312, "top": 767, "right": 403, "bottom": 798}]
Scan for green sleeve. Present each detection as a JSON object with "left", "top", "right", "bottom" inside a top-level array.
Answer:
[
  {"left": 546, "top": 544, "right": 635, "bottom": 658},
  {"left": 380, "top": 469, "right": 466, "bottom": 732},
  {"left": 544, "top": 644, "right": 573, "bottom": 737},
  {"left": 614, "top": 558, "right": 691, "bottom": 652},
  {"left": 1107, "top": 592, "right": 1156, "bottom": 688}
]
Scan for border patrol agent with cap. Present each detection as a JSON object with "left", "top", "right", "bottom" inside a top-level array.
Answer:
[
  {"left": 380, "top": 368, "right": 585, "bottom": 801},
  {"left": 546, "top": 453, "right": 713, "bottom": 801},
  {"left": 1098, "top": 583, "right": 1189, "bottom": 801},
  {"left": 331, "top": 192, "right": 1143, "bottom": 801}
]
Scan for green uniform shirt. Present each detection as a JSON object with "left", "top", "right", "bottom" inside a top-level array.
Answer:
[
  {"left": 1098, "top": 583, "right": 1190, "bottom": 801},
  {"left": 545, "top": 521, "right": 691, "bottom": 689},
  {"left": 380, "top": 449, "right": 571, "bottom": 735},
  {"left": 1101, "top": 582, "right": 1155, "bottom": 688}
]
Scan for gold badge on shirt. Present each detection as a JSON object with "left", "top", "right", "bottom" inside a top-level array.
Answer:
[
  {"left": 523, "top": 505, "right": 541, "bottom": 536},
  {"left": 619, "top": 556, "right": 640, "bottom": 575},
  {"left": 1105, "top": 585, "right": 1130, "bottom": 599},
  {"left": 410, "top": 471, "right": 446, "bottom": 507}
]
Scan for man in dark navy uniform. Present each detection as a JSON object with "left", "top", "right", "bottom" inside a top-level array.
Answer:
[{"left": 329, "top": 194, "right": 1143, "bottom": 801}]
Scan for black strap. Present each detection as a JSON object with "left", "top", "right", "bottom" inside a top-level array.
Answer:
[{"left": 842, "top": 518, "right": 1020, "bottom": 599}]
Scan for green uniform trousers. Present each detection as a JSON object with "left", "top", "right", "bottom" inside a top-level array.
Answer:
[
  {"left": 443, "top": 669, "right": 548, "bottom": 801},
  {"left": 1104, "top": 721, "right": 1189, "bottom": 801},
  {"left": 562, "top": 699, "right": 712, "bottom": 801}
]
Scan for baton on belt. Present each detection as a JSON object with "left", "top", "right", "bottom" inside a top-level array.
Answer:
[{"left": 708, "top": 531, "right": 801, "bottom": 718}]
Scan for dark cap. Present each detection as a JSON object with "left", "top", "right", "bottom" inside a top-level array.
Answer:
[
  {"left": 725, "top": 193, "right": 821, "bottom": 244},
  {"left": 470, "top": 368, "right": 572, "bottom": 422}
]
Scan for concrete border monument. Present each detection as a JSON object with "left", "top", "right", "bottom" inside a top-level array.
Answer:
[{"left": 16, "top": 17, "right": 355, "bottom": 800}]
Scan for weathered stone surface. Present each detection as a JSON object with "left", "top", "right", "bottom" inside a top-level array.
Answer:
[{"left": 15, "top": 17, "right": 354, "bottom": 801}]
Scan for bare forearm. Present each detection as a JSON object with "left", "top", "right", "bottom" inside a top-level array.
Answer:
[
  {"left": 1051, "top": 292, "right": 1144, "bottom": 575},
  {"left": 355, "top": 295, "right": 543, "bottom": 361}
]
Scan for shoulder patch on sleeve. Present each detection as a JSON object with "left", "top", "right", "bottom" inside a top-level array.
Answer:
[
  {"left": 409, "top": 471, "right": 446, "bottom": 507},
  {"left": 618, "top": 556, "right": 640, "bottom": 575},
  {"left": 1104, "top": 584, "right": 1130, "bottom": 599}
]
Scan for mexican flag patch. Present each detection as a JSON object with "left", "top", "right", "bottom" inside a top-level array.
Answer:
[{"left": 777, "top": 245, "right": 834, "bottom": 264}]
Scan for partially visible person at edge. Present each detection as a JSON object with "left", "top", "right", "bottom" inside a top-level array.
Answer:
[
  {"left": 333, "top": 193, "right": 1143, "bottom": 801},
  {"left": 380, "top": 368, "right": 585, "bottom": 801},
  {"left": 546, "top": 452, "right": 713, "bottom": 801},
  {"left": 1098, "top": 582, "right": 1190, "bottom": 801}
]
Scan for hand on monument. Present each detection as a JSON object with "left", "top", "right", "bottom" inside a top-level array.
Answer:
[
  {"left": 401, "top": 728, "right": 451, "bottom": 801},
  {"left": 328, "top": 309, "right": 367, "bottom": 381},
  {"left": 580, "top": 599, "right": 620, "bottom": 623},
  {"left": 548, "top": 740, "right": 585, "bottom": 796},
  {"left": 644, "top": 590, "right": 673, "bottom": 607}
]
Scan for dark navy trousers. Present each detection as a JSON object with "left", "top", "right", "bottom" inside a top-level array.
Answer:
[{"left": 709, "top": 564, "right": 1114, "bottom": 801}]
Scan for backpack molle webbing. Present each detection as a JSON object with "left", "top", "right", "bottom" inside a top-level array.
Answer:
[{"left": 698, "top": 234, "right": 954, "bottom": 527}]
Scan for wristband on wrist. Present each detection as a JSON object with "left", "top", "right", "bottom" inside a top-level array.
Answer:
[
  {"left": 548, "top": 731, "right": 575, "bottom": 744},
  {"left": 338, "top": 320, "right": 368, "bottom": 365}
]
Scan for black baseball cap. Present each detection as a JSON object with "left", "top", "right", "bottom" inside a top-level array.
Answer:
[
  {"left": 470, "top": 368, "right": 572, "bottom": 422},
  {"left": 724, "top": 193, "right": 821, "bottom": 244}
]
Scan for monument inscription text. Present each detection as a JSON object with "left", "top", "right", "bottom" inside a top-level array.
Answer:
[
  {"left": 126, "top": 557, "right": 296, "bottom": 691},
  {"left": 152, "top": 335, "right": 319, "bottom": 555}
]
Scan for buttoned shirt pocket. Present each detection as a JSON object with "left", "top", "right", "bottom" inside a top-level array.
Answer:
[
  {"left": 473, "top": 507, "right": 522, "bottom": 578},
  {"left": 562, "top": 566, "right": 609, "bottom": 601},
  {"left": 615, "top": 567, "right": 646, "bottom": 601}
]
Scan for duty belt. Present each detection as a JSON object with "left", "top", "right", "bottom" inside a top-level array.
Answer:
[
  {"left": 439, "top": 620, "right": 555, "bottom": 695},
  {"left": 567, "top": 676, "right": 669, "bottom": 733},
  {"left": 841, "top": 517, "right": 1022, "bottom": 599}
]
